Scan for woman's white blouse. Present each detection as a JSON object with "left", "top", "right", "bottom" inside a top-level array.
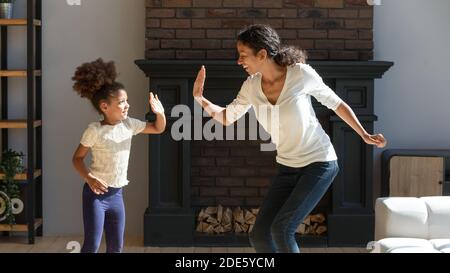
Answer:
[{"left": 226, "top": 63, "right": 343, "bottom": 168}]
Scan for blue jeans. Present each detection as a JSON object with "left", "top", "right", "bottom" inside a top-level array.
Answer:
[
  {"left": 249, "top": 161, "right": 339, "bottom": 253},
  {"left": 81, "top": 183, "right": 125, "bottom": 253}
]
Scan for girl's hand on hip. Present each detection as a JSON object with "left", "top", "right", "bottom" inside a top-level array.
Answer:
[
  {"left": 85, "top": 174, "right": 109, "bottom": 195},
  {"left": 149, "top": 92, "right": 165, "bottom": 115}
]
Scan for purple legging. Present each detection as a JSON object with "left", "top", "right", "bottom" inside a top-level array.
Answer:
[{"left": 81, "top": 183, "right": 125, "bottom": 253}]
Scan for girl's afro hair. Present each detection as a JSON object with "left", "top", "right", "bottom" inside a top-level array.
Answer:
[{"left": 72, "top": 58, "right": 117, "bottom": 99}]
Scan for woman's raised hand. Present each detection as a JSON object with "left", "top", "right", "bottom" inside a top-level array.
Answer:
[{"left": 193, "top": 65, "right": 206, "bottom": 98}]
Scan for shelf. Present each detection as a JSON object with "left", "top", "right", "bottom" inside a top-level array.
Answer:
[
  {"left": 0, "top": 218, "right": 42, "bottom": 232},
  {"left": 0, "top": 120, "right": 42, "bottom": 128},
  {"left": 0, "top": 19, "right": 41, "bottom": 26},
  {"left": 0, "top": 169, "right": 41, "bottom": 181},
  {"left": 0, "top": 70, "right": 41, "bottom": 77},
  {"left": 1, "top": 0, "right": 43, "bottom": 245}
]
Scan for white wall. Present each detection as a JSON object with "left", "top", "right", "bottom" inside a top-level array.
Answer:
[
  {"left": 373, "top": 0, "right": 450, "bottom": 197},
  {"left": 8, "top": 0, "right": 148, "bottom": 235}
]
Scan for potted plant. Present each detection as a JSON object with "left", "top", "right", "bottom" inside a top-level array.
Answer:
[
  {"left": 0, "top": 149, "right": 24, "bottom": 225},
  {"left": 0, "top": 0, "right": 14, "bottom": 19}
]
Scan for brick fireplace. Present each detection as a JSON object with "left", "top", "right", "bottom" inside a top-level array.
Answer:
[
  {"left": 137, "top": 0, "right": 393, "bottom": 247},
  {"left": 145, "top": 0, "right": 375, "bottom": 61}
]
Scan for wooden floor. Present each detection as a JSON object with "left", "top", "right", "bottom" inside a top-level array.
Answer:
[{"left": 0, "top": 235, "right": 369, "bottom": 253}]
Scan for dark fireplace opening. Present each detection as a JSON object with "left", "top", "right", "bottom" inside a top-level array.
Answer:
[
  {"left": 194, "top": 204, "right": 329, "bottom": 247},
  {"left": 136, "top": 60, "right": 393, "bottom": 247}
]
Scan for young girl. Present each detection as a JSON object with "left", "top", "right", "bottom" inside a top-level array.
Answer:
[
  {"left": 193, "top": 25, "right": 386, "bottom": 253},
  {"left": 71, "top": 58, "right": 166, "bottom": 253}
]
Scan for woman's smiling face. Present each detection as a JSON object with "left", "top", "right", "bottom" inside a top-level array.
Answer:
[{"left": 237, "top": 41, "right": 263, "bottom": 75}]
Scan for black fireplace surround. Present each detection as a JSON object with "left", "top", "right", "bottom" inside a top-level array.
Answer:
[{"left": 135, "top": 60, "right": 393, "bottom": 247}]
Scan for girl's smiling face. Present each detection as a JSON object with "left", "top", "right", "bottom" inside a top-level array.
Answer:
[{"left": 101, "top": 89, "right": 129, "bottom": 123}]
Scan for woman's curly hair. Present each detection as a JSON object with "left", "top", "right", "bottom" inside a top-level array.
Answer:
[
  {"left": 72, "top": 58, "right": 124, "bottom": 114},
  {"left": 237, "top": 24, "right": 307, "bottom": 66}
]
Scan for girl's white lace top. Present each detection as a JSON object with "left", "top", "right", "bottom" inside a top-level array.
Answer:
[{"left": 80, "top": 117, "right": 146, "bottom": 188}]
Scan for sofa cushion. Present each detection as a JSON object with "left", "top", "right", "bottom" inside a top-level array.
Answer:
[
  {"left": 420, "top": 197, "right": 450, "bottom": 239},
  {"left": 375, "top": 197, "right": 428, "bottom": 240},
  {"left": 429, "top": 239, "right": 450, "bottom": 251},
  {"left": 387, "top": 246, "right": 441, "bottom": 253},
  {"left": 376, "top": 238, "right": 434, "bottom": 253}
]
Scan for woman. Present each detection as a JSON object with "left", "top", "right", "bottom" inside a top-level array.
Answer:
[{"left": 192, "top": 25, "right": 386, "bottom": 253}]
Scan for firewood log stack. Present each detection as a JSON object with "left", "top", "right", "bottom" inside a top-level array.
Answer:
[
  {"left": 196, "top": 205, "right": 259, "bottom": 234},
  {"left": 196, "top": 206, "right": 326, "bottom": 236},
  {"left": 233, "top": 207, "right": 258, "bottom": 233},
  {"left": 295, "top": 213, "right": 327, "bottom": 235}
]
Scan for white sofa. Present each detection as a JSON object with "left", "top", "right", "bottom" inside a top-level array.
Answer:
[{"left": 372, "top": 196, "right": 450, "bottom": 253}]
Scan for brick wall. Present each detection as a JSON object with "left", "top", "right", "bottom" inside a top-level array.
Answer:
[
  {"left": 191, "top": 139, "right": 277, "bottom": 207},
  {"left": 146, "top": 0, "right": 373, "bottom": 60}
]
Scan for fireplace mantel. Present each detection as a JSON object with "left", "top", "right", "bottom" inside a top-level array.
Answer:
[
  {"left": 136, "top": 60, "right": 393, "bottom": 79},
  {"left": 136, "top": 59, "right": 393, "bottom": 247}
]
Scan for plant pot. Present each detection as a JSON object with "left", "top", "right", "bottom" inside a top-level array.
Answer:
[{"left": 0, "top": 3, "right": 13, "bottom": 19}]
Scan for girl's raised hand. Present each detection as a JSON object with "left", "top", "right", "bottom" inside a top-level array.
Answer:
[{"left": 149, "top": 92, "right": 165, "bottom": 115}]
